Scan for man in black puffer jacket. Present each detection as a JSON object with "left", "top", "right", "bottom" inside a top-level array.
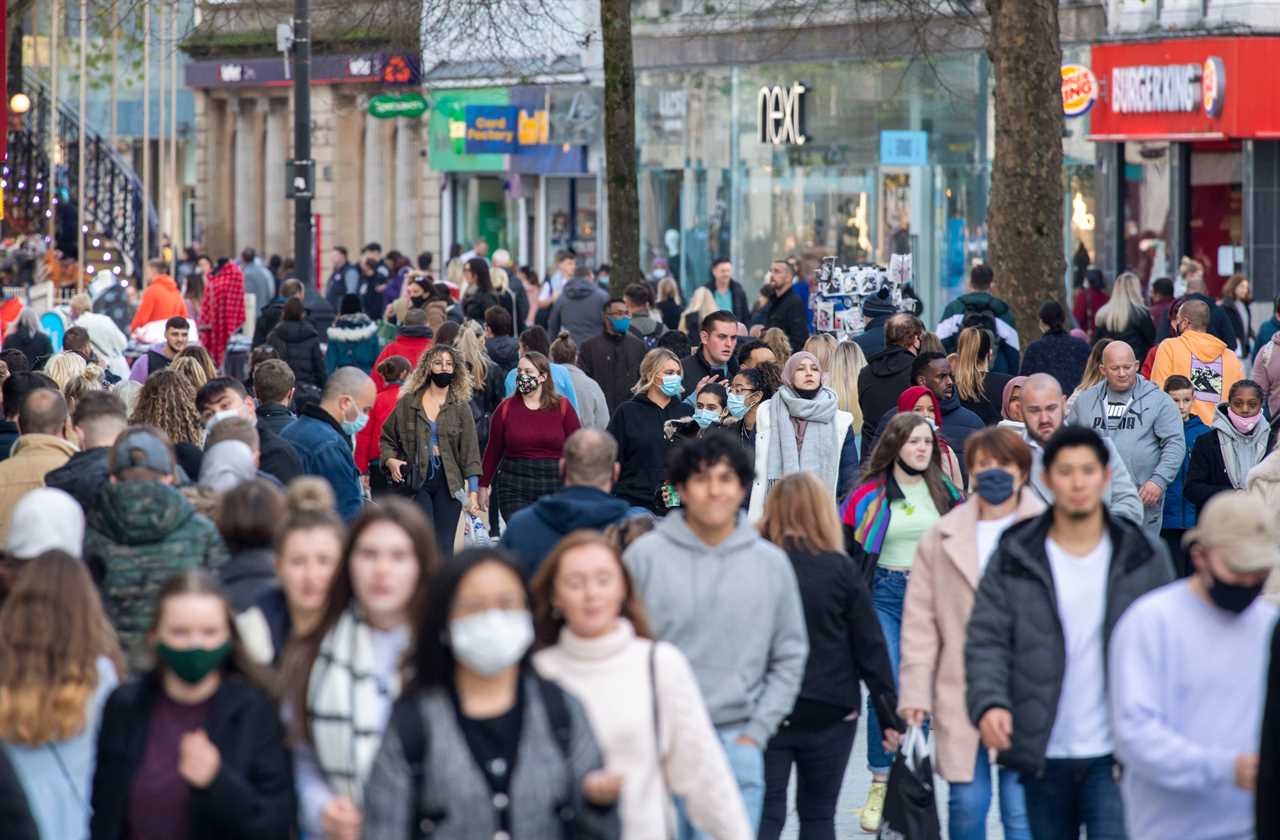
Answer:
[{"left": 965, "top": 426, "right": 1172, "bottom": 839}]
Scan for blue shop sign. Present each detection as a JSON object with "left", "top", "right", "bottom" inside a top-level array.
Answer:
[
  {"left": 464, "top": 105, "right": 519, "bottom": 153},
  {"left": 880, "top": 130, "right": 929, "bottom": 166}
]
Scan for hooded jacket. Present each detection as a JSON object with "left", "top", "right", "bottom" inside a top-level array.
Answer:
[
  {"left": 562, "top": 364, "right": 610, "bottom": 430},
  {"left": 548, "top": 278, "right": 609, "bottom": 347},
  {"left": 606, "top": 392, "right": 693, "bottom": 512},
  {"left": 1151, "top": 329, "right": 1244, "bottom": 426},
  {"left": 1162, "top": 413, "right": 1211, "bottom": 530},
  {"left": 44, "top": 445, "right": 111, "bottom": 511},
  {"left": 628, "top": 311, "right": 668, "bottom": 347},
  {"left": 129, "top": 273, "right": 186, "bottom": 332},
  {"left": 371, "top": 325, "right": 433, "bottom": 390},
  {"left": 1025, "top": 430, "right": 1145, "bottom": 527},
  {"left": 936, "top": 291, "right": 1021, "bottom": 374},
  {"left": 623, "top": 512, "right": 809, "bottom": 746},
  {"left": 0, "top": 433, "right": 78, "bottom": 544},
  {"left": 84, "top": 480, "right": 229, "bottom": 668},
  {"left": 1019, "top": 330, "right": 1092, "bottom": 395},
  {"left": 1066, "top": 376, "right": 1186, "bottom": 531},
  {"left": 857, "top": 345, "right": 915, "bottom": 455},
  {"left": 965, "top": 509, "right": 1173, "bottom": 777},
  {"left": 501, "top": 485, "right": 631, "bottom": 579},
  {"left": 324, "top": 313, "right": 380, "bottom": 375},
  {"left": 1154, "top": 292, "right": 1239, "bottom": 348},
  {"left": 220, "top": 546, "right": 277, "bottom": 613},
  {"left": 1252, "top": 331, "right": 1280, "bottom": 415},
  {"left": 1185, "top": 403, "right": 1272, "bottom": 508},
  {"left": 484, "top": 335, "right": 519, "bottom": 381},
  {"left": 255, "top": 403, "right": 295, "bottom": 438},
  {"left": 267, "top": 319, "right": 327, "bottom": 389}
]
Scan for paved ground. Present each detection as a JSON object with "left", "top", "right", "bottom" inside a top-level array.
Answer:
[{"left": 779, "top": 709, "right": 1005, "bottom": 839}]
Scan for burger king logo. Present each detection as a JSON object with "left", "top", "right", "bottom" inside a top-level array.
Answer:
[
  {"left": 1061, "top": 64, "right": 1097, "bottom": 118},
  {"left": 1202, "top": 56, "right": 1226, "bottom": 118}
]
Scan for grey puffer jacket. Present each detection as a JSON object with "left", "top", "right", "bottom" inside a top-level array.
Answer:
[{"left": 964, "top": 509, "right": 1173, "bottom": 776}]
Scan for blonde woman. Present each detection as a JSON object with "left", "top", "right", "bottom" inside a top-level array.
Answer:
[
  {"left": 454, "top": 321, "right": 503, "bottom": 416},
  {"left": 1066, "top": 338, "right": 1111, "bottom": 413},
  {"left": 761, "top": 327, "right": 793, "bottom": 366},
  {"left": 606, "top": 347, "right": 694, "bottom": 513},
  {"left": 656, "top": 276, "right": 683, "bottom": 330},
  {"left": 379, "top": 344, "right": 482, "bottom": 558},
  {"left": 830, "top": 340, "right": 867, "bottom": 440},
  {"left": 681, "top": 286, "right": 718, "bottom": 348},
  {"left": 953, "top": 327, "right": 1013, "bottom": 425},
  {"left": 757, "top": 472, "right": 900, "bottom": 840},
  {"left": 42, "top": 351, "right": 89, "bottom": 390},
  {"left": 1093, "top": 271, "right": 1155, "bottom": 362},
  {"left": 169, "top": 354, "right": 210, "bottom": 392},
  {"left": 802, "top": 333, "right": 838, "bottom": 381}
]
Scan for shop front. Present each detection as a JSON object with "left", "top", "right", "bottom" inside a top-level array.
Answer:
[
  {"left": 635, "top": 55, "right": 991, "bottom": 319},
  {"left": 1088, "top": 37, "right": 1280, "bottom": 298},
  {"left": 427, "top": 85, "right": 603, "bottom": 274}
]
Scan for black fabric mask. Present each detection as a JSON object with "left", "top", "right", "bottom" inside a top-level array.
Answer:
[
  {"left": 794, "top": 385, "right": 821, "bottom": 399},
  {"left": 430, "top": 371, "right": 455, "bottom": 389},
  {"left": 410, "top": 297, "right": 428, "bottom": 308},
  {"left": 896, "top": 457, "right": 927, "bottom": 477},
  {"left": 1206, "top": 573, "right": 1265, "bottom": 614}
]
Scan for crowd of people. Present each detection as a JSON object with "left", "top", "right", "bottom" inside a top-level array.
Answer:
[{"left": 0, "top": 240, "right": 1277, "bottom": 840}]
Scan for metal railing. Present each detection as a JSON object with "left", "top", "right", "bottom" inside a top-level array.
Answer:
[{"left": 5, "top": 69, "right": 157, "bottom": 278}]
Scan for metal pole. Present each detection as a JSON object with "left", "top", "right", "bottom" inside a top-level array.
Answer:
[
  {"left": 78, "top": 0, "right": 86, "bottom": 290},
  {"left": 109, "top": 0, "right": 117, "bottom": 151},
  {"left": 48, "top": 0, "right": 59, "bottom": 240},
  {"left": 157, "top": 1, "right": 166, "bottom": 261},
  {"left": 169, "top": 0, "right": 178, "bottom": 262},
  {"left": 292, "top": 0, "right": 312, "bottom": 288},
  {"left": 141, "top": 0, "right": 150, "bottom": 274}
]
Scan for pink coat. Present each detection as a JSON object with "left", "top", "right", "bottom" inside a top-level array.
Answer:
[{"left": 898, "top": 488, "right": 1045, "bottom": 781}]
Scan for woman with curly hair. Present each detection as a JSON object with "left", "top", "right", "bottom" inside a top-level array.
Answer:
[
  {"left": 168, "top": 354, "right": 210, "bottom": 392},
  {"left": 175, "top": 345, "right": 218, "bottom": 383},
  {"left": 0, "top": 551, "right": 125, "bottom": 840},
  {"left": 129, "top": 369, "right": 204, "bottom": 479},
  {"left": 379, "top": 344, "right": 482, "bottom": 558}
]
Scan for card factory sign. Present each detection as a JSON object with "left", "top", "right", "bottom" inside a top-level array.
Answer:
[
  {"left": 1109, "top": 59, "right": 1225, "bottom": 116},
  {"left": 758, "top": 83, "right": 807, "bottom": 145}
]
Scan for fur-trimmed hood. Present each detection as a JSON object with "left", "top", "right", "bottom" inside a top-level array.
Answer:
[{"left": 327, "top": 314, "right": 378, "bottom": 343}]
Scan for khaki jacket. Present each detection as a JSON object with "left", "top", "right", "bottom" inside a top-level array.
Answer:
[
  {"left": 0, "top": 434, "right": 78, "bottom": 544},
  {"left": 898, "top": 487, "right": 1044, "bottom": 781},
  {"left": 379, "top": 389, "right": 481, "bottom": 498}
]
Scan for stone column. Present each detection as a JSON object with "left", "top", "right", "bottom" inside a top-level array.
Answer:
[
  {"left": 393, "top": 120, "right": 420, "bottom": 253},
  {"left": 263, "top": 99, "right": 288, "bottom": 258},
  {"left": 363, "top": 113, "right": 388, "bottom": 246},
  {"left": 233, "top": 97, "right": 262, "bottom": 254}
]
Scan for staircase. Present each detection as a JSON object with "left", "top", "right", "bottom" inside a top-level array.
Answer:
[{"left": 5, "top": 69, "right": 157, "bottom": 285}]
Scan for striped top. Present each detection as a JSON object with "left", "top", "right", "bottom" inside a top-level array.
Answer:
[{"left": 841, "top": 473, "right": 962, "bottom": 556}]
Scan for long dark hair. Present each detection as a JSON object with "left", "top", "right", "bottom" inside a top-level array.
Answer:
[
  {"left": 860, "top": 412, "right": 955, "bottom": 515},
  {"left": 285, "top": 499, "right": 441, "bottom": 740},
  {"left": 466, "top": 258, "right": 494, "bottom": 295},
  {"left": 517, "top": 351, "right": 561, "bottom": 411},
  {"left": 408, "top": 547, "right": 529, "bottom": 693}
]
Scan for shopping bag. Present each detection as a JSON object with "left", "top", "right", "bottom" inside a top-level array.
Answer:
[
  {"left": 463, "top": 512, "right": 492, "bottom": 547},
  {"left": 878, "top": 725, "right": 941, "bottom": 840}
]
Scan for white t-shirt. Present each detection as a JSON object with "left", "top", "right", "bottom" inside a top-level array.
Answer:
[
  {"left": 975, "top": 513, "right": 1018, "bottom": 575},
  {"left": 1044, "top": 534, "right": 1114, "bottom": 758}
]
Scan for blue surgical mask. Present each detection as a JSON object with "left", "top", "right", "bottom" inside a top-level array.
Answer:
[
  {"left": 727, "top": 393, "right": 749, "bottom": 418},
  {"left": 610, "top": 316, "right": 632, "bottom": 335},
  {"left": 341, "top": 404, "right": 369, "bottom": 436},
  {"left": 974, "top": 468, "right": 1015, "bottom": 505},
  {"left": 660, "top": 374, "right": 683, "bottom": 397},
  {"left": 692, "top": 408, "right": 720, "bottom": 429}
]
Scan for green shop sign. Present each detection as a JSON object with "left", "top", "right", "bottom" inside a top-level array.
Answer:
[{"left": 369, "top": 93, "right": 429, "bottom": 120}]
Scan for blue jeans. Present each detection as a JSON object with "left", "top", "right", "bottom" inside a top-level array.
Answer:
[
  {"left": 867, "top": 566, "right": 909, "bottom": 774},
  {"left": 1020, "top": 755, "right": 1126, "bottom": 840},
  {"left": 676, "top": 724, "right": 765, "bottom": 839},
  {"left": 948, "top": 745, "right": 1032, "bottom": 840}
]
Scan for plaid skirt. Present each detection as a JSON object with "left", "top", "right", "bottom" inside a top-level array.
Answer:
[{"left": 495, "top": 457, "right": 562, "bottom": 522}]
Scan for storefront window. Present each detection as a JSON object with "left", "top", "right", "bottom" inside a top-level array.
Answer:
[
  {"left": 1123, "top": 142, "right": 1172, "bottom": 287},
  {"left": 1190, "top": 142, "right": 1243, "bottom": 296},
  {"left": 545, "top": 176, "right": 599, "bottom": 268}
]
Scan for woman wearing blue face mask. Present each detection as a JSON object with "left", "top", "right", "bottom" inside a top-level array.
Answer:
[
  {"left": 898, "top": 427, "right": 1042, "bottom": 840},
  {"left": 727, "top": 363, "right": 781, "bottom": 458},
  {"left": 664, "top": 382, "right": 729, "bottom": 443},
  {"left": 607, "top": 348, "right": 694, "bottom": 514},
  {"left": 362, "top": 547, "right": 619, "bottom": 839}
]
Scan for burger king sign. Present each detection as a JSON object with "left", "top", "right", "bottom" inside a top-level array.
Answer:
[{"left": 1061, "top": 64, "right": 1098, "bottom": 118}]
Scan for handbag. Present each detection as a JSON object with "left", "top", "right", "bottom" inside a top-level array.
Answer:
[{"left": 878, "top": 725, "right": 941, "bottom": 840}]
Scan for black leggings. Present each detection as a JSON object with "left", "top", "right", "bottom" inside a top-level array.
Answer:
[
  {"left": 759, "top": 717, "right": 857, "bottom": 840},
  {"left": 413, "top": 466, "right": 462, "bottom": 559}
]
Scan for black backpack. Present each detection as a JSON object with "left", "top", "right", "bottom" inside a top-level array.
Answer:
[{"left": 391, "top": 675, "right": 591, "bottom": 838}]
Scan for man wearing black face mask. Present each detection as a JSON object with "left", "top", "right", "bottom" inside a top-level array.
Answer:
[{"left": 1108, "top": 490, "right": 1277, "bottom": 840}]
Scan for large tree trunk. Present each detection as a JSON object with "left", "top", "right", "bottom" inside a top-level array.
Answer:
[
  {"left": 986, "top": 0, "right": 1064, "bottom": 346},
  {"left": 600, "top": 0, "right": 640, "bottom": 299}
]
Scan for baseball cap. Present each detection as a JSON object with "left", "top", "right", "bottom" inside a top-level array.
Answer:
[
  {"left": 110, "top": 429, "right": 175, "bottom": 477},
  {"left": 1183, "top": 492, "right": 1280, "bottom": 572},
  {"left": 6, "top": 488, "right": 84, "bottom": 560}
]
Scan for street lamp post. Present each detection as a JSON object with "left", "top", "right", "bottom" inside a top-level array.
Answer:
[{"left": 292, "top": 0, "right": 312, "bottom": 290}]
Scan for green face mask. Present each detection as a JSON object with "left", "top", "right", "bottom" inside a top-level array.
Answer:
[{"left": 156, "top": 642, "right": 232, "bottom": 684}]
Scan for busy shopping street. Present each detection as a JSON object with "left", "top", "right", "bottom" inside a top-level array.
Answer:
[{"left": 0, "top": 0, "right": 1278, "bottom": 839}]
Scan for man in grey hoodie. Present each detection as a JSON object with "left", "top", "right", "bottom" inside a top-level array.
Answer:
[
  {"left": 1021, "top": 373, "right": 1145, "bottom": 527},
  {"left": 549, "top": 265, "right": 609, "bottom": 347},
  {"left": 623, "top": 433, "right": 808, "bottom": 835},
  {"left": 1067, "top": 341, "right": 1185, "bottom": 538}
]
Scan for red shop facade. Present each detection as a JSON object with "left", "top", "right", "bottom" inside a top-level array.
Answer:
[{"left": 1087, "top": 36, "right": 1280, "bottom": 299}]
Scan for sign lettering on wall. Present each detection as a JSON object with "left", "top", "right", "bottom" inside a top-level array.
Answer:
[
  {"left": 464, "top": 105, "right": 518, "bottom": 153},
  {"left": 1110, "top": 63, "right": 1203, "bottom": 114},
  {"left": 757, "top": 83, "right": 807, "bottom": 145},
  {"left": 1061, "top": 64, "right": 1097, "bottom": 117}
]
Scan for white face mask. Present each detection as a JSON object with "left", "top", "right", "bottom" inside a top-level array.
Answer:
[{"left": 449, "top": 609, "right": 534, "bottom": 676}]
